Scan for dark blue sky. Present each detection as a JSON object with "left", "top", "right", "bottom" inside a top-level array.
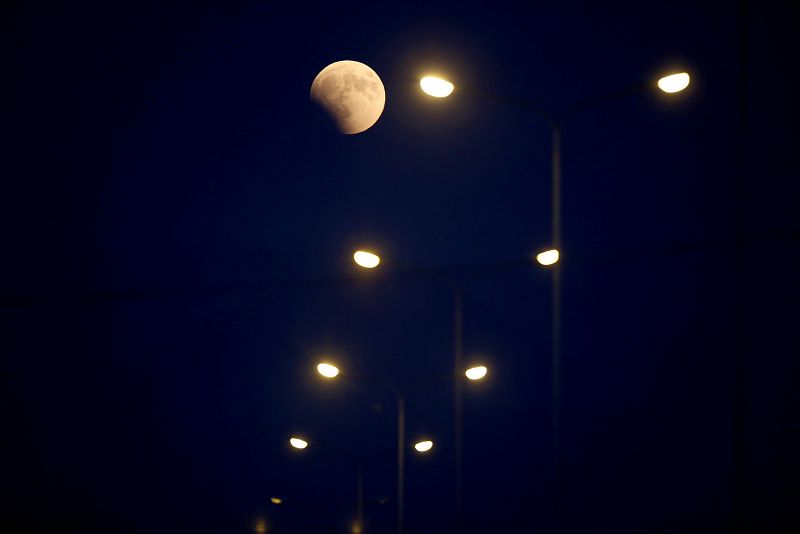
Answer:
[{"left": 3, "top": 1, "right": 798, "bottom": 532}]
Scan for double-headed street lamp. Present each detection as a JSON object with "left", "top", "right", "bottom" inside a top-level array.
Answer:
[
  {"left": 315, "top": 360, "right": 487, "bottom": 534},
  {"left": 260, "top": 459, "right": 361, "bottom": 534},
  {"left": 286, "top": 434, "right": 373, "bottom": 534},
  {"left": 420, "top": 68, "right": 691, "bottom": 526},
  {"left": 419, "top": 70, "right": 691, "bottom": 264},
  {"left": 350, "top": 249, "right": 485, "bottom": 527}
]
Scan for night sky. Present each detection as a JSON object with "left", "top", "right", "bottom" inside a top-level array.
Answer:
[{"left": 3, "top": 1, "right": 798, "bottom": 533}]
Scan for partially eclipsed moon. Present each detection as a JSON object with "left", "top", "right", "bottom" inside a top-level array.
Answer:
[{"left": 310, "top": 60, "right": 385, "bottom": 134}]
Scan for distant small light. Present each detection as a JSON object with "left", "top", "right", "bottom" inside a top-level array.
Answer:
[
  {"left": 465, "top": 366, "right": 488, "bottom": 380},
  {"left": 414, "top": 440, "right": 433, "bottom": 452},
  {"left": 270, "top": 496, "right": 282, "bottom": 505},
  {"left": 420, "top": 76, "right": 454, "bottom": 98},
  {"left": 290, "top": 437, "right": 308, "bottom": 449},
  {"left": 354, "top": 250, "right": 380, "bottom": 268},
  {"left": 657, "top": 72, "right": 690, "bottom": 93},
  {"left": 317, "top": 362, "right": 340, "bottom": 378},
  {"left": 536, "top": 249, "right": 560, "bottom": 266}
]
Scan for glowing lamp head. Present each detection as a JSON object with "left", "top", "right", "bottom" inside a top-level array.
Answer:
[
  {"left": 317, "top": 362, "right": 340, "bottom": 378},
  {"left": 465, "top": 365, "right": 488, "bottom": 380},
  {"left": 270, "top": 497, "right": 282, "bottom": 505},
  {"left": 420, "top": 76, "right": 454, "bottom": 98},
  {"left": 289, "top": 437, "right": 308, "bottom": 449},
  {"left": 414, "top": 440, "right": 434, "bottom": 452},
  {"left": 353, "top": 250, "right": 380, "bottom": 269},
  {"left": 657, "top": 72, "right": 690, "bottom": 93},
  {"left": 536, "top": 249, "right": 560, "bottom": 266}
]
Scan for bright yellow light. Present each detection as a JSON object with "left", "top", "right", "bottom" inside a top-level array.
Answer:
[
  {"left": 465, "top": 365, "right": 488, "bottom": 380},
  {"left": 270, "top": 497, "right": 282, "bottom": 505},
  {"left": 353, "top": 250, "right": 380, "bottom": 269},
  {"left": 657, "top": 72, "right": 690, "bottom": 93},
  {"left": 289, "top": 437, "right": 308, "bottom": 449},
  {"left": 414, "top": 440, "right": 433, "bottom": 452},
  {"left": 317, "top": 362, "right": 340, "bottom": 378},
  {"left": 536, "top": 249, "right": 559, "bottom": 266},
  {"left": 351, "top": 521, "right": 363, "bottom": 534},
  {"left": 420, "top": 76, "right": 454, "bottom": 98}
]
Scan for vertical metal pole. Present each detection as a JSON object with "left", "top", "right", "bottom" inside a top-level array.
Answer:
[
  {"left": 397, "top": 394, "right": 405, "bottom": 534},
  {"left": 551, "top": 123, "right": 562, "bottom": 530},
  {"left": 733, "top": 1, "right": 749, "bottom": 531},
  {"left": 453, "top": 282, "right": 464, "bottom": 527},
  {"left": 357, "top": 463, "right": 364, "bottom": 532}
]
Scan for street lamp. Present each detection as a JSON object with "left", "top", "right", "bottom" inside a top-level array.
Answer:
[
  {"left": 464, "top": 365, "right": 488, "bottom": 381},
  {"left": 350, "top": 255, "right": 482, "bottom": 528},
  {"left": 282, "top": 438, "right": 367, "bottom": 533},
  {"left": 316, "top": 361, "right": 483, "bottom": 534},
  {"left": 420, "top": 76, "right": 455, "bottom": 98},
  {"left": 420, "top": 68, "right": 691, "bottom": 528},
  {"left": 353, "top": 250, "right": 381, "bottom": 269},
  {"left": 657, "top": 72, "right": 691, "bottom": 93},
  {"left": 317, "top": 362, "right": 340, "bottom": 378},
  {"left": 536, "top": 249, "right": 560, "bottom": 266},
  {"left": 289, "top": 437, "right": 309, "bottom": 450},
  {"left": 413, "top": 440, "right": 434, "bottom": 452}
]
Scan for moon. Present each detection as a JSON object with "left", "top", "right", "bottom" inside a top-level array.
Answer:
[{"left": 310, "top": 60, "right": 385, "bottom": 135}]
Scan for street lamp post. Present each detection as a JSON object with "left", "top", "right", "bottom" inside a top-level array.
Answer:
[
  {"left": 451, "top": 279, "right": 464, "bottom": 528},
  {"left": 352, "top": 251, "right": 473, "bottom": 528},
  {"left": 396, "top": 389, "right": 406, "bottom": 534},
  {"left": 285, "top": 435, "right": 368, "bottom": 533},
  {"left": 540, "top": 76, "right": 692, "bottom": 526},
  {"left": 316, "top": 361, "right": 485, "bottom": 534},
  {"left": 356, "top": 463, "right": 364, "bottom": 534},
  {"left": 420, "top": 70, "right": 690, "bottom": 528}
]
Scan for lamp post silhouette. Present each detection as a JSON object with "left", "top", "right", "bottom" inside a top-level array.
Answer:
[
  {"left": 420, "top": 70, "right": 691, "bottom": 527},
  {"left": 315, "top": 361, "right": 486, "bottom": 533},
  {"left": 350, "top": 251, "right": 487, "bottom": 529}
]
